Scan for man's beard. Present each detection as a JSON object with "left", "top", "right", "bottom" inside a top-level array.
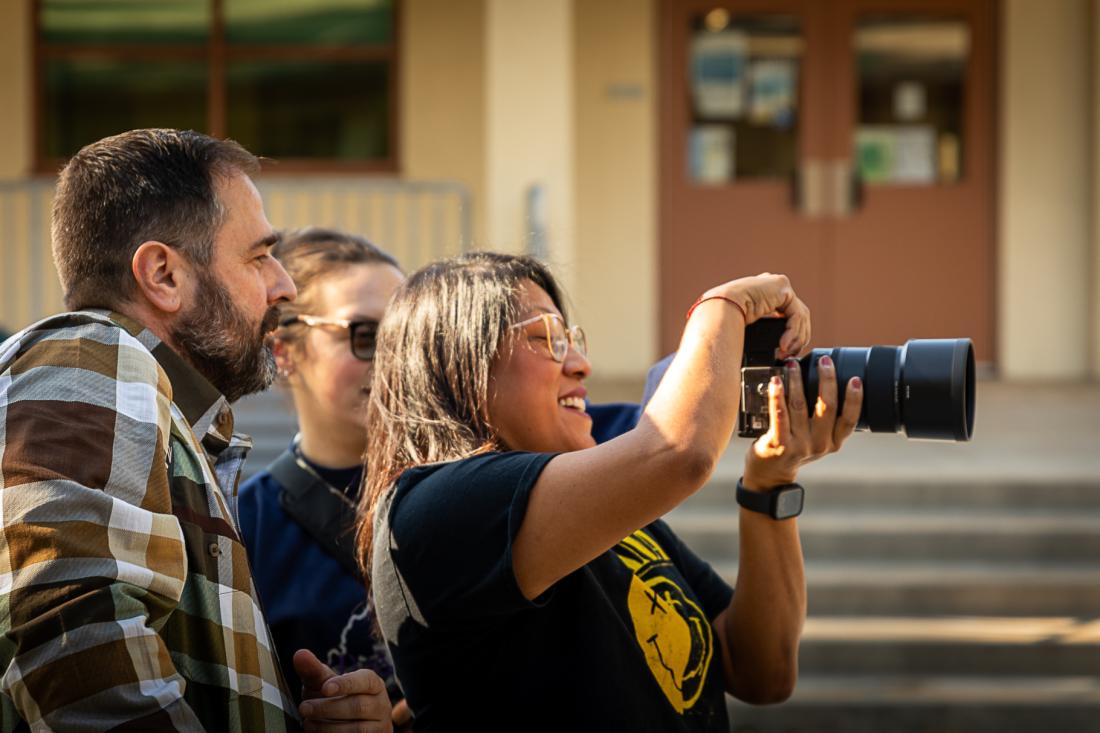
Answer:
[{"left": 171, "top": 271, "right": 281, "bottom": 403}]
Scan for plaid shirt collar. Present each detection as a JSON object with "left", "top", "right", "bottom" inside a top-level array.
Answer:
[{"left": 100, "top": 309, "right": 235, "bottom": 445}]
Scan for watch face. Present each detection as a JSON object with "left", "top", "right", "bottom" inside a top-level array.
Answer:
[{"left": 774, "top": 487, "right": 804, "bottom": 519}]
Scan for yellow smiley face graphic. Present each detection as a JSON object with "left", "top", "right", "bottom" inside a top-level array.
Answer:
[{"left": 614, "top": 530, "right": 714, "bottom": 712}]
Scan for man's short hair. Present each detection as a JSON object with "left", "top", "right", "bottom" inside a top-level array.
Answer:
[{"left": 52, "top": 129, "right": 260, "bottom": 310}]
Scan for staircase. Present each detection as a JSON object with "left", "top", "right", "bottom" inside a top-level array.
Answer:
[
  {"left": 232, "top": 382, "right": 1100, "bottom": 733},
  {"left": 664, "top": 382, "right": 1100, "bottom": 733}
]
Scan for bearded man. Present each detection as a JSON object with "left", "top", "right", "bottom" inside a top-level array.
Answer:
[{"left": 0, "top": 129, "right": 392, "bottom": 732}]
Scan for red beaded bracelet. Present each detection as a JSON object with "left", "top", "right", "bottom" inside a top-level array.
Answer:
[{"left": 686, "top": 294, "right": 748, "bottom": 323}]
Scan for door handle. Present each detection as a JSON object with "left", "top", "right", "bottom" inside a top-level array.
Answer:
[
  {"left": 850, "top": 165, "right": 865, "bottom": 212},
  {"left": 830, "top": 159, "right": 864, "bottom": 217},
  {"left": 790, "top": 159, "right": 826, "bottom": 217}
]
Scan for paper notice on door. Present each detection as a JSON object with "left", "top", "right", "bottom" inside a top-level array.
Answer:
[
  {"left": 691, "top": 31, "right": 748, "bottom": 118},
  {"left": 690, "top": 125, "right": 734, "bottom": 184},
  {"left": 749, "top": 59, "right": 797, "bottom": 127},
  {"left": 856, "top": 125, "right": 936, "bottom": 184},
  {"left": 856, "top": 127, "right": 894, "bottom": 183},
  {"left": 892, "top": 126, "right": 936, "bottom": 183}
]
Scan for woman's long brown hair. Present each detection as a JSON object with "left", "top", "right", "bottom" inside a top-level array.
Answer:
[{"left": 356, "top": 252, "right": 566, "bottom": 584}]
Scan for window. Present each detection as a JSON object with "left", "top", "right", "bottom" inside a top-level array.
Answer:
[
  {"left": 36, "top": 0, "right": 398, "bottom": 172},
  {"left": 686, "top": 11, "right": 802, "bottom": 184}
]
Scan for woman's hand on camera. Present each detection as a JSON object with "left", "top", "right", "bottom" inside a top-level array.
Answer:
[
  {"left": 743, "top": 354, "right": 863, "bottom": 489},
  {"left": 706, "top": 273, "right": 811, "bottom": 359}
]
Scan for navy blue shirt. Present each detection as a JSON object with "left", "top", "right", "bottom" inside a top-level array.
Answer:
[{"left": 238, "top": 458, "right": 391, "bottom": 701}]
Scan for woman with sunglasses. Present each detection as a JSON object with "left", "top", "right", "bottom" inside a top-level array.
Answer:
[
  {"left": 236, "top": 228, "right": 406, "bottom": 712},
  {"left": 360, "top": 253, "right": 862, "bottom": 731}
]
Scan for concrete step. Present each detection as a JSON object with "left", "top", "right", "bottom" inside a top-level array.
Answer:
[
  {"left": 797, "top": 616, "right": 1100, "bottom": 677},
  {"left": 665, "top": 508, "right": 1100, "bottom": 562},
  {"left": 727, "top": 675, "right": 1100, "bottom": 733},
  {"left": 711, "top": 562, "right": 1100, "bottom": 616}
]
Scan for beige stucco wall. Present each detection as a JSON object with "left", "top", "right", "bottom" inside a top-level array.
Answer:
[
  {"left": 0, "top": 1, "right": 31, "bottom": 180},
  {"left": 1000, "top": 0, "right": 1094, "bottom": 379},
  {"left": 1094, "top": 0, "right": 1100, "bottom": 379},
  {"left": 484, "top": 0, "right": 575, "bottom": 293},
  {"left": 401, "top": 0, "right": 488, "bottom": 248},
  {"left": 573, "top": 0, "right": 657, "bottom": 379},
  {"left": 406, "top": 0, "right": 659, "bottom": 381},
  {"left": 3, "top": 1, "right": 1099, "bottom": 382}
]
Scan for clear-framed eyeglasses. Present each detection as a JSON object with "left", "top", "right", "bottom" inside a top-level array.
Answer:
[
  {"left": 510, "top": 313, "right": 587, "bottom": 363},
  {"left": 278, "top": 314, "right": 380, "bottom": 361}
]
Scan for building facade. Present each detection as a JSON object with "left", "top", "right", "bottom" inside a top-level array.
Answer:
[{"left": 0, "top": 0, "right": 1098, "bottom": 382}]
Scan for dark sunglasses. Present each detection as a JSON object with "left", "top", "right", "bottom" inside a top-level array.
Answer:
[{"left": 279, "top": 315, "right": 380, "bottom": 361}]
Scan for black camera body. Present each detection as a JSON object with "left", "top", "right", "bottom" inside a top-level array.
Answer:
[{"left": 739, "top": 318, "right": 976, "bottom": 442}]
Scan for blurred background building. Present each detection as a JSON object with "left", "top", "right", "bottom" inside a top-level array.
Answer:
[
  {"left": 0, "top": 2, "right": 1098, "bottom": 732},
  {"left": 0, "top": 0, "right": 1099, "bottom": 384}
]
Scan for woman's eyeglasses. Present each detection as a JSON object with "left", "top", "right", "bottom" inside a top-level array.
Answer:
[
  {"left": 510, "top": 313, "right": 587, "bottom": 363},
  {"left": 279, "top": 314, "right": 380, "bottom": 361}
]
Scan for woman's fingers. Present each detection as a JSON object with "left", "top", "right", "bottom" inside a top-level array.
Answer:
[
  {"left": 833, "top": 377, "right": 863, "bottom": 448},
  {"left": 753, "top": 376, "right": 790, "bottom": 460},
  {"left": 809, "top": 355, "right": 838, "bottom": 455},
  {"left": 769, "top": 376, "right": 791, "bottom": 441},
  {"left": 777, "top": 295, "right": 811, "bottom": 358},
  {"left": 784, "top": 360, "right": 809, "bottom": 438},
  {"left": 756, "top": 372, "right": 792, "bottom": 457}
]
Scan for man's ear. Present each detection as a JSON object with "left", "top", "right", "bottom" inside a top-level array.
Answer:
[{"left": 131, "top": 241, "right": 189, "bottom": 314}]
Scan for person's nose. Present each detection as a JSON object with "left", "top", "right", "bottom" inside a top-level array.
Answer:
[
  {"left": 267, "top": 257, "right": 297, "bottom": 304},
  {"left": 562, "top": 343, "right": 591, "bottom": 381}
]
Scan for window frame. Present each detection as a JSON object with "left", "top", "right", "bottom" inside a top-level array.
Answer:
[{"left": 32, "top": 0, "right": 402, "bottom": 174}]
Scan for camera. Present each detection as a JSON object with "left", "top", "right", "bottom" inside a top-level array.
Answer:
[{"left": 739, "top": 318, "right": 976, "bottom": 442}]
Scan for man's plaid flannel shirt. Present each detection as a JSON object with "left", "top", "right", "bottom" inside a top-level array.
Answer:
[{"left": 0, "top": 311, "right": 300, "bottom": 731}]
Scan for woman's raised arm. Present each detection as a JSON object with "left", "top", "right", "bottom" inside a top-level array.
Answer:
[{"left": 513, "top": 273, "right": 810, "bottom": 599}]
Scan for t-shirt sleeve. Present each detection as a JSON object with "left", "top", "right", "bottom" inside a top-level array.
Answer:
[
  {"left": 385, "top": 451, "right": 557, "bottom": 629},
  {"left": 648, "top": 519, "right": 733, "bottom": 621}
]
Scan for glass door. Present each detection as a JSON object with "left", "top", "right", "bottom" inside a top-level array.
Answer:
[
  {"left": 659, "top": 0, "right": 995, "bottom": 359},
  {"left": 824, "top": 0, "right": 995, "bottom": 357},
  {"left": 659, "top": 0, "right": 830, "bottom": 353}
]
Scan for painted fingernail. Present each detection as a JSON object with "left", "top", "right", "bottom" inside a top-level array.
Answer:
[
  {"left": 786, "top": 358, "right": 799, "bottom": 371},
  {"left": 771, "top": 375, "right": 782, "bottom": 386},
  {"left": 852, "top": 377, "right": 862, "bottom": 389},
  {"left": 820, "top": 355, "right": 833, "bottom": 368}
]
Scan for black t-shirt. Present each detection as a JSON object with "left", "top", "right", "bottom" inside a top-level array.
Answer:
[{"left": 371, "top": 451, "right": 734, "bottom": 732}]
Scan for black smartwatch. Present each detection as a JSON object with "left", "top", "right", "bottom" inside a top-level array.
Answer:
[{"left": 736, "top": 477, "right": 804, "bottom": 520}]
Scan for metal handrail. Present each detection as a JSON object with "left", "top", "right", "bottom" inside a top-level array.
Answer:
[{"left": 0, "top": 176, "right": 473, "bottom": 333}]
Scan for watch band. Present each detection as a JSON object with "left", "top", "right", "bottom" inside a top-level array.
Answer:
[{"left": 736, "top": 477, "right": 805, "bottom": 520}]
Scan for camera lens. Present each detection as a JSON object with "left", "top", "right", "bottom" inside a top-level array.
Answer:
[{"left": 802, "top": 338, "right": 975, "bottom": 441}]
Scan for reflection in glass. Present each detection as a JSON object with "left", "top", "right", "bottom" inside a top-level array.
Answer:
[
  {"left": 225, "top": 0, "right": 392, "bottom": 45},
  {"left": 40, "top": 0, "right": 209, "bottom": 44},
  {"left": 44, "top": 59, "right": 207, "bottom": 158},
  {"left": 855, "top": 18, "right": 969, "bottom": 185},
  {"left": 688, "top": 13, "right": 802, "bottom": 184},
  {"left": 227, "top": 61, "right": 389, "bottom": 160}
]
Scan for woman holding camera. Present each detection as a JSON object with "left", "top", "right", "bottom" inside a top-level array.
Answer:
[
  {"left": 240, "top": 234, "right": 644, "bottom": 728},
  {"left": 361, "top": 253, "right": 862, "bottom": 731}
]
